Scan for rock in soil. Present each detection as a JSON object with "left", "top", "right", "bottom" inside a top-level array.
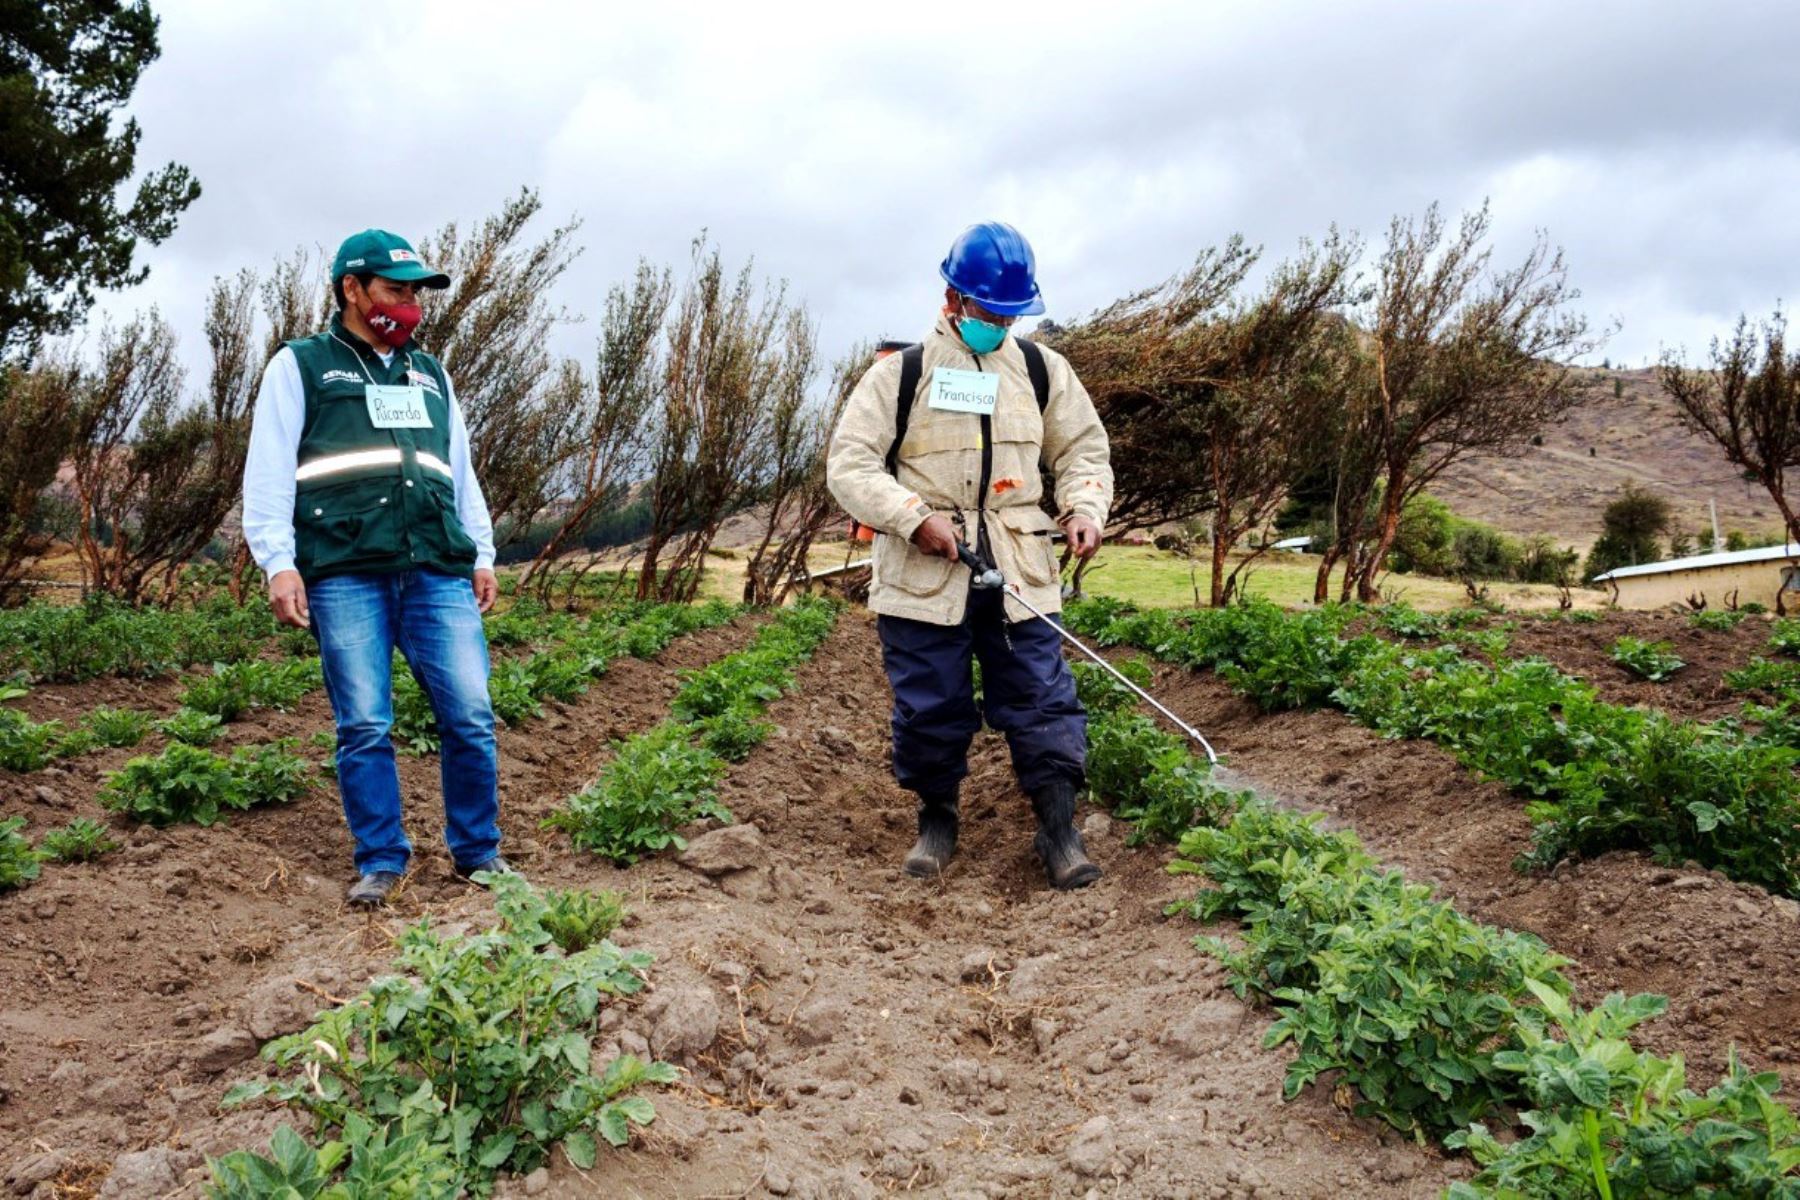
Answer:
[
  {"left": 1067, "top": 1115, "right": 1116, "bottom": 1177},
  {"left": 97, "top": 1147, "right": 178, "bottom": 1199},
  {"left": 677, "top": 824, "right": 769, "bottom": 876},
  {"left": 189, "top": 1026, "right": 258, "bottom": 1075},
  {"left": 647, "top": 986, "right": 721, "bottom": 1059}
]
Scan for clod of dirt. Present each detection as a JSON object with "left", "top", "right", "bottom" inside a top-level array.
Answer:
[
  {"left": 677, "top": 823, "right": 769, "bottom": 876},
  {"left": 957, "top": 948, "right": 1006, "bottom": 983},
  {"left": 4, "top": 1148, "right": 67, "bottom": 1194},
  {"left": 814, "top": 726, "right": 857, "bottom": 758},
  {"left": 96, "top": 1147, "right": 179, "bottom": 1198},
  {"left": 1160, "top": 997, "right": 1246, "bottom": 1060},
  {"left": 1006, "top": 952, "right": 1059, "bottom": 1001},
  {"left": 242, "top": 977, "right": 316, "bottom": 1041},
  {"left": 646, "top": 986, "right": 721, "bottom": 1059},
  {"left": 1067, "top": 1114, "right": 1117, "bottom": 1177},
  {"left": 790, "top": 995, "right": 848, "bottom": 1047},
  {"left": 189, "top": 1026, "right": 258, "bottom": 1075}
]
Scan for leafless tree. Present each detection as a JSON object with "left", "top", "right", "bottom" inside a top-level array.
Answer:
[
  {"left": 1660, "top": 310, "right": 1800, "bottom": 544},
  {"left": 415, "top": 188, "right": 586, "bottom": 545},
  {"left": 742, "top": 338, "right": 860, "bottom": 606},
  {"left": 637, "top": 241, "right": 808, "bottom": 603},
  {"left": 1347, "top": 203, "right": 1599, "bottom": 601},
  {"left": 519, "top": 261, "right": 672, "bottom": 598}
]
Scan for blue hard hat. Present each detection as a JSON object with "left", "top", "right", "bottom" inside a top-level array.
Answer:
[{"left": 939, "top": 222, "right": 1045, "bottom": 316}]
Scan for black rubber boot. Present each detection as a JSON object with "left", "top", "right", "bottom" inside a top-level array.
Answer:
[
  {"left": 1030, "top": 781, "right": 1102, "bottom": 890},
  {"left": 902, "top": 788, "right": 960, "bottom": 878}
]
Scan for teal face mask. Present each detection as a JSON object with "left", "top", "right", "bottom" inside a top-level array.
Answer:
[{"left": 956, "top": 314, "right": 1008, "bottom": 355}]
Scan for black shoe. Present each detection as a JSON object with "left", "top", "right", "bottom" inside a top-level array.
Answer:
[
  {"left": 1030, "top": 781, "right": 1102, "bottom": 890},
  {"left": 902, "top": 789, "right": 960, "bottom": 878},
  {"left": 454, "top": 854, "right": 516, "bottom": 885},
  {"left": 347, "top": 869, "right": 405, "bottom": 907}
]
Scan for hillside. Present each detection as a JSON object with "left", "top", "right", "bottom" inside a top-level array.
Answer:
[{"left": 1434, "top": 366, "right": 1780, "bottom": 554}]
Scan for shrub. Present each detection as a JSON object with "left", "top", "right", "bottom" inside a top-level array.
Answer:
[
  {"left": 99, "top": 740, "right": 314, "bottom": 826},
  {"left": 38, "top": 817, "right": 120, "bottom": 863}
]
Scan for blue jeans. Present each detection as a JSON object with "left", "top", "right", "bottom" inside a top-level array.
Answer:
[
  {"left": 876, "top": 586, "right": 1087, "bottom": 798},
  {"left": 309, "top": 569, "right": 501, "bottom": 874}
]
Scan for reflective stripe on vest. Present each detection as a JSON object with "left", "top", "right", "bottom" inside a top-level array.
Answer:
[{"left": 295, "top": 448, "right": 454, "bottom": 482}]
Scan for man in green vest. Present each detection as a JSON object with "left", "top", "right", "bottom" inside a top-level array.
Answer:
[{"left": 242, "top": 229, "right": 510, "bottom": 907}]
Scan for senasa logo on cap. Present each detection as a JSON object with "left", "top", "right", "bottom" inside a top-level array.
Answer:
[
  {"left": 389, "top": 249, "right": 418, "bottom": 262},
  {"left": 345, "top": 258, "right": 366, "bottom": 268}
]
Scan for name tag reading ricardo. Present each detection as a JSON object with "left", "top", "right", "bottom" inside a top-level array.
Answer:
[
  {"left": 365, "top": 384, "right": 432, "bottom": 429},
  {"left": 926, "top": 367, "right": 1000, "bottom": 416}
]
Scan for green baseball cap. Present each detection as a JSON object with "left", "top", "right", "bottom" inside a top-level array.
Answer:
[{"left": 331, "top": 229, "right": 450, "bottom": 288}]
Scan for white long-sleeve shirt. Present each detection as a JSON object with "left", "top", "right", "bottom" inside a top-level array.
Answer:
[{"left": 241, "top": 346, "right": 497, "bottom": 579}]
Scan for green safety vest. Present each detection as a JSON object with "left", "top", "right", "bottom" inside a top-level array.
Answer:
[{"left": 286, "top": 316, "right": 478, "bottom": 584}]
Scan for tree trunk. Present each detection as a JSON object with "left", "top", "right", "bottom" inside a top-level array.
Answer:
[
  {"left": 1209, "top": 524, "right": 1230, "bottom": 607},
  {"left": 1357, "top": 482, "right": 1405, "bottom": 602},
  {"left": 1313, "top": 545, "right": 1340, "bottom": 605}
]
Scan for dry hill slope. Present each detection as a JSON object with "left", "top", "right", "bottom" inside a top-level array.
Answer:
[{"left": 1436, "top": 366, "right": 1780, "bottom": 553}]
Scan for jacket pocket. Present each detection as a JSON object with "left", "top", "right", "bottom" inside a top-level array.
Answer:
[
  {"left": 991, "top": 505, "right": 1060, "bottom": 588},
  {"left": 873, "top": 530, "right": 956, "bottom": 597},
  {"left": 297, "top": 483, "right": 404, "bottom": 573},
  {"left": 423, "top": 477, "right": 477, "bottom": 561}
]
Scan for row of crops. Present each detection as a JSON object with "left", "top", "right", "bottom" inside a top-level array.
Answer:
[
  {"left": 1067, "top": 598, "right": 1800, "bottom": 897},
  {"left": 0, "top": 597, "right": 745, "bottom": 893},
  {"left": 1061, "top": 603, "right": 1800, "bottom": 1197},
  {"left": 206, "top": 599, "right": 842, "bottom": 1195}
]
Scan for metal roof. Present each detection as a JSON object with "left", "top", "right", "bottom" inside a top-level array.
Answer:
[{"left": 1593, "top": 542, "right": 1800, "bottom": 582}]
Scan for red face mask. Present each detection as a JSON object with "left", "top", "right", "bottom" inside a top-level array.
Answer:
[{"left": 362, "top": 299, "right": 422, "bottom": 348}]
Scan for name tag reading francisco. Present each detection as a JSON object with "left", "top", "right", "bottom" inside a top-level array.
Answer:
[{"left": 926, "top": 367, "right": 999, "bottom": 415}]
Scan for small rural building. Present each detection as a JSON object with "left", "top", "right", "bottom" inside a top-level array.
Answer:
[{"left": 1593, "top": 543, "right": 1800, "bottom": 609}]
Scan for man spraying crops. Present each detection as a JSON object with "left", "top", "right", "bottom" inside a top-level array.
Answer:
[
  {"left": 827, "top": 222, "right": 1114, "bottom": 889},
  {"left": 242, "top": 229, "right": 512, "bottom": 907}
]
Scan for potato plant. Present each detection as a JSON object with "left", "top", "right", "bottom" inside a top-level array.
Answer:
[
  {"left": 224, "top": 873, "right": 674, "bottom": 1196},
  {"left": 1067, "top": 598, "right": 1800, "bottom": 897},
  {"left": 80, "top": 705, "right": 153, "bottom": 748},
  {"left": 99, "top": 740, "right": 314, "bottom": 826},
  {"left": 1688, "top": 608, "right": 1745, "bottom": 632},
  {"left": 179, "top": 657, "right": 322, "bottom": 722},
  {"left": 1610, "top": 636, "right": 1685, "bottom": 682},
  {"left": 0, "top": 816, "right": 42, "bottom": 890},
  {"left": 155, "top": 706, "right": 226, "bottom": 746},
  {"left": 547, "top": 599, "right": 839, "bottom": 863},
  {"left": 38, "top": 817, "right": 120, "bottom": 863}
]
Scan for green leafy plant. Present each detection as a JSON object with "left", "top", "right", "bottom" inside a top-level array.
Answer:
[
  {"left": 544, "top": 722, "right": 730, "bottom": 864},
  {"left": 80, "top": 705, "right": 153, "bottom": 748},
  {"left": 1724, "top": 657, "right": 1800, "bottom": 693},
  {"left": 1610, "top": 637, "right": 1686, "bottom": 682},
  {"left": 530, "top": 887, "right": 627, "bottom": 954},
  {"left": 695, "top": 705, "right": 774, "bottom": 763},
  {"left": 1569, "top": 609, "right": 1604, "bottom": 624},
  {"left": 1689, "top": 609, "right": 1745, "bottom": 632},
  {"left": 99, "top": 740, "right": 314, "bottom": 826},
  {"left": 487, "top": 659, "right": 543, "bottom": 727},
  {"left": 224, "top": 874, "right": 674, "bottom": 1196},
  {"left": 1380, "top": 604, "right": 1445, "bottom": 640},
  {"left": 1169, "top": 801, "right": 1573, "bottom": 1139},
  {"left": 0, "top": 816, "right": 43, "bottom": 890},
  {"left": 155, "top": 706, "right": 226, "bottom": 746},
  {"left": 207, "top": 1116, "right": 460, "bottom": 1200},
  {"left": 38, "top": 817, "right": 120, "bottom": 863},
  {"left": 1448, "top": 983, "right": 1800, "bottom": 1198},
  {"left": 180, "top": 658, "right": 322, "bottom": 722},
  {"left": 0, "top": 709, "right": 67, "bottom": 771},
  {"left": 390, "top": 663, "right": 439, "bottom": 755}
]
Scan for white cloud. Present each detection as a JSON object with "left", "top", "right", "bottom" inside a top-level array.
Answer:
[{"left": 89, "top": 0, "right": 1800, "bottom": 380}]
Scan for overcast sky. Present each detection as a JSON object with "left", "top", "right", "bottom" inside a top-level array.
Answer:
[{"left": 93, "top": 0, "right": 1800, "bottom": 384}]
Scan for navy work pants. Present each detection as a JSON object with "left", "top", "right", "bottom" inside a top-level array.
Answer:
[{"left": 876, "top": 586, "right": 1086, "bottom": 798}]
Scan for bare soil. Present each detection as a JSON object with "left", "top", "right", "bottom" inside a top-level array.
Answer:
[{"left": 3, "top": 609, "right": 1795, "bottom": 1198}]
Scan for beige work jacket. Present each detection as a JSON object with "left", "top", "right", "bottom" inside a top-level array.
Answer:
[{"left": 826, "top": 317, "right": 1113, "bottom": 625}]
